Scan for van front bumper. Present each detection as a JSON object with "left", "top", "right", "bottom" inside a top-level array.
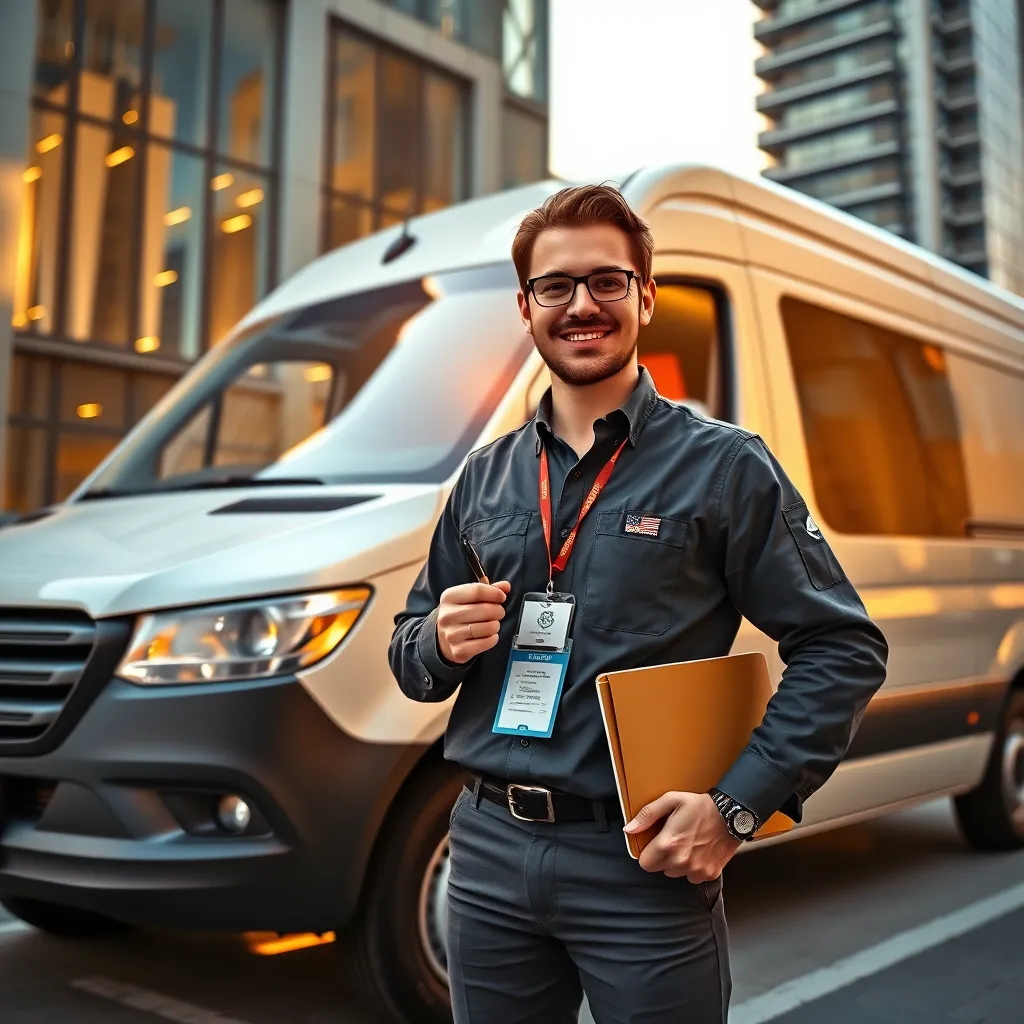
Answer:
[{"left": 0, "top": 675, "right": 426, "bottom": 933}]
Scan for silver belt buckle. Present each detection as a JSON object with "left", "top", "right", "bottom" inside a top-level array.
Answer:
[{"left": 506, "top": 784, "right": 555, "bottom": 823}]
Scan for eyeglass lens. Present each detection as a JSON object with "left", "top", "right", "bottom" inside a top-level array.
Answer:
[{"left": 532, "top": 271, "right": 631, "bottom": 307}]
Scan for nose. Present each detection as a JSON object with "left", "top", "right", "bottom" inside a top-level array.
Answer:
[{"left": 567, "top": 279, "right": 601, "bottom": 318}]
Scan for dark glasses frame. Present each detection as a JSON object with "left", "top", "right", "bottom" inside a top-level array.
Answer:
[{"left": 525, "top": 268, "right": 639, "bottom": 307}]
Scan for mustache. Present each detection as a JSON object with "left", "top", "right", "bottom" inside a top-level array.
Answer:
[{"left": 549, "top": 314, "right": 619, "bottom": 336}]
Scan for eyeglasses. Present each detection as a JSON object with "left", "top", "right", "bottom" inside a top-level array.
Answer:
[{"left": 526, "top": 269, "right": 638, "bottom": 308}]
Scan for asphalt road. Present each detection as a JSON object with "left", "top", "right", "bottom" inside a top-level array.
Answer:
[{"left": 2, "top": 798, "right": 1022, "bottom": 1023}]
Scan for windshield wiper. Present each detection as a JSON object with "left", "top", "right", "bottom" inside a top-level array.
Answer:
[{"left": 82, "top": 476, "right": 325, "bottom": 499}]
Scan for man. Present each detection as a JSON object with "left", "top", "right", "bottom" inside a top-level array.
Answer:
[{"left": 389, "top": 185, "right": 888, "bottom": 1023}]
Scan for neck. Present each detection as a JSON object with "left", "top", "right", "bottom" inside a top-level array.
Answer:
[{"left": 550, "top": 358, "right": 640, "bottom": 457}]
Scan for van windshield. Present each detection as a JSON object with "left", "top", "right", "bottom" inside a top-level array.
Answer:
[{"left": 82, "top": 263, "right": 532, "bottom": 497}]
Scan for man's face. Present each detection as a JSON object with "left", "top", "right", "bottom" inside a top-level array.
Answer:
[{"left": 517, "top": 223, "right": 656, "bottom": 387}]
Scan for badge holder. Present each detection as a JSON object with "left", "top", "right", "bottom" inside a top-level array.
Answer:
[{"left": 492, "top": 592, "right": 575, "bottom": 739}]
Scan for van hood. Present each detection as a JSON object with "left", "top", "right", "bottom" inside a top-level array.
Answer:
[{"left": 0, "top": 485, "right": 441, "bottom": 618}]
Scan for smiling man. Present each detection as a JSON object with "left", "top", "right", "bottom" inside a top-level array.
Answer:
[{"left": 390, "top": 185, "right": 888, "bottom": 1023}]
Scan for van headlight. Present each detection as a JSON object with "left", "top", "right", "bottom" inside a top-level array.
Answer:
[{"left": 116, "top": 588, "right": 372, "bottom": 685}]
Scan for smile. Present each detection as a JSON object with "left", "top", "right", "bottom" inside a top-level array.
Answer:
[{"left": 561, "top": 329, "right": 612, "bottom": 342}]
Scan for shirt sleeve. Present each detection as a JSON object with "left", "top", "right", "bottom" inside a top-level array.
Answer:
[
  {"left": 711, "top": 435, "right": 889, "bottom": 825},
  {"left": 389, "top": 470, "right": 479, "bottom": 703}
]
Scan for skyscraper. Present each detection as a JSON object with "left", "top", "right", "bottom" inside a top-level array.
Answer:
[{"left": 754, "top": 0, "right": 1024, "bottom": 296}]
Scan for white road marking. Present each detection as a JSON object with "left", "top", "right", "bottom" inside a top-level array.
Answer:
[
  {"left": 73, "top": 976, "right": 256, "bottom": 1024},
  {"left": 0, "top": 920, "right": 31, "bottom": 936},
  {"left": 729, "top": 880, "right": 1024, "bottom": 1023}
]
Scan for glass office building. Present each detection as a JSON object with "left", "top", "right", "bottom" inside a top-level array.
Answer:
[
  {"left": 754, "top": 0, "right": 1024, "bottom": 295},
  {"left": 0, "top": 0, "right": 549, "bottom": 513}
]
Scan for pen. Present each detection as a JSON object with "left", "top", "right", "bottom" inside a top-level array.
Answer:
[{"left": 460, "top": 533, "right": 490, "bottom": 584}]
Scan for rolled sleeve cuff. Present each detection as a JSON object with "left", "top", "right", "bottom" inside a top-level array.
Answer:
[
  {"left": 717, "top": 749, "right": 803, "bottom": 825},
  {"left": 415, "top": 607, "right": 472, "bottom": 691}
]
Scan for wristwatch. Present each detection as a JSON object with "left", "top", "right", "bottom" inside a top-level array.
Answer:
[{"left": 709, "top": 788, "right": 760, "bottom": 841}]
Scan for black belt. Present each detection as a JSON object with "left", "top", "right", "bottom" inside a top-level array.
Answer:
[{"left": 469, "top": 774, "right": 618, "bottom": 824}]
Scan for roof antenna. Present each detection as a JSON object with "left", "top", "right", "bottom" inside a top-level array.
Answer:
[{"left": 382, "top": 202, "right": 418, "bottom": 264}]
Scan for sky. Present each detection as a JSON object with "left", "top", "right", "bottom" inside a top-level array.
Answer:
[{"left": 548, "top": 0, "right": 769, "bottom": 183}]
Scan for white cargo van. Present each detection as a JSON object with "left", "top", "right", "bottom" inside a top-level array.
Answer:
[{"left": 1, "top": 165, "right": 1023, "bottom": 1023}]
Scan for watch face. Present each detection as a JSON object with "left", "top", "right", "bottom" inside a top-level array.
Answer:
[{"left": 733, "top": 810, "right": 756, "bottom": 836}]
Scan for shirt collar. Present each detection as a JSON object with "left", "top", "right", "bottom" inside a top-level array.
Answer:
[{"left": 533, "top": 365, "right": 659, "bottom": 455}]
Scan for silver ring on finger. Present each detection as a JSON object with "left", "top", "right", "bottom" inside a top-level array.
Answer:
[{"left": 467, "top": 622, "right": 476, "bottom": 641}]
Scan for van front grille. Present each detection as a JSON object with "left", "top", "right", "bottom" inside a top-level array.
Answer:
[{"left": 0, "top": 608, "right": 97, "bottom": 744}]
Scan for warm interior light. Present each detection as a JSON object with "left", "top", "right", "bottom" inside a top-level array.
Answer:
[
  {"left": 77, "top": 403, "right": 102, "bottom": 419},
  {"left": 921, "top": 344, "right": 946, "bottom": 373},
  {"left": 122, "top": 109, "right": 139, "bottom": 124},
  {"left": 164, "top": 206, "right": 191, "bottom": 226},
  {"left": 11, "top": 313, "right": 28, "bottom": 328},
  {"left": 303, "top": 364, "right": 332, "bottom": 383},
  {"left": 153, "top": 270, "right": 178, "bottom": 287},
  {"left": 27, "top": 305, "right": 45, "bottom": 321},
  {"left": 105, "top": 145, "right": 135, "bottom": 168},
  {"left": 23, "top": 166, "right": 42, "bottom": 183},
  {"left": 221, "top": 214, "right": 252, "bottom": 234},
  {"left": 211, "top": 172, "right": 234, "bottom": 191},
  {"left": 967, "top": 711, "right": 980, "bottom": 726},
  {"left": 135, "top": 336, "right": 161, "bottom": 353},
  {"left": 235, "top": 188, "right": 264, "bottom": 208},
  {"left": 244, "top": 932, "right": 336, "bottom": 956},
  {"left": 36, "top": 133, "right": 62, "bottom": 153}
]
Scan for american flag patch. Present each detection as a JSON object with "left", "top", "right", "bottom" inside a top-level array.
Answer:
[{"left": 625, "top": 514, "right": 661, "bottom": 537}]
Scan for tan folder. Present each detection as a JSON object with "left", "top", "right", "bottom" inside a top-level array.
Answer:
[{"left": 596, "top": 651, "right": 795, "bottom": 859}]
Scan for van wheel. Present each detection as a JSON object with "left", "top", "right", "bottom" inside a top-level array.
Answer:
[
  {"left": 954, "top": 689, "right": 1024, "bottom": 851},
  {"left": 0, "top": 896, "right": 124, "bottom": 937},
  {"left": 342, "top": 760, "right": 465, "bottom": 1024}
]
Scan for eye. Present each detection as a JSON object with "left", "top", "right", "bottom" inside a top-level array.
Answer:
[
  {"left": 591, "top": 274, "right": 627, "bottom": 294},
  {"left": 538, "top": 279, "right": 570, "bottom": 296}
]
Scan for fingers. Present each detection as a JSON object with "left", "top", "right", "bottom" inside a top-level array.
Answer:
[
  {"left": 441, "top": 582, "right": 510, "bottom": 607},
  {"left": 446, "top": 602, "right": 507, "bottom": 625},
  {"left": 624, "top": 791, "right": 681, "bottom": 834}
]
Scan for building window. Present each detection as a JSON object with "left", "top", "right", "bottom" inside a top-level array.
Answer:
[
  {"left": 503, "top": 0, "right": 548, "bottom": 103},
  {"left": 780, "top": 298, "right": 969, "bottom": 537},
  {"left": 323, "top": 22, "right": 470, "bottom": 252},
  {"left": 785, "top": 120, "right": 897, "bottom": 171},
  {"left": 7, "top": 0, "right": 283, "bottom": 512},
  {"left": 502, "top": 99, "right": 548, "bottom": 189},
  {"left": 6, "top": 352, "right": 178, "bottom": 510},
  {"left": 782, "top": 81, "right": 895, "bottom": 130},
  {"left": 13, "top": 0, "right": 284, "bottom": 361},
  {"left": 771, "top": 41, "right": 893, "bottom": 91}
]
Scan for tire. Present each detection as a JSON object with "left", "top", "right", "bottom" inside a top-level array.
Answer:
[
  {"left": 0, "top": 896, "right": 125, "bottom": 937},
  {"left": 954, "top": 688, "right": 1024, "bottom": 851},
  {"left": 341, "top": 759, "right": 466, "bottom": 1024}
]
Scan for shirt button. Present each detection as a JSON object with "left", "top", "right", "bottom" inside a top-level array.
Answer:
[
  {"left": 520, "top": 738, "right": 530, "bottom": 747},
  {"left": 572, "top": 469, "right": 582, "bottom": 480},
  {"left": 422, "top": 673, "right": 432, "bottom": 688},
  {"left": 560, "top": 527, "right": 570, "bottom": 539}
]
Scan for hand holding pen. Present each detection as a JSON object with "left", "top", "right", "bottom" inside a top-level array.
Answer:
[{"left": 434, "top": 534, "right": 511, "bottom": 665}]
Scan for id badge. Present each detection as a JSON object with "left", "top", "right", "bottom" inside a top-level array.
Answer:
[
  {"left": 515, "top": 591, "right": 576, "bottom": 651},
  {"left": 492, "top": 641, "right": 573, "bottom": 739},
  {"left": 493, "top": 592, "right": 575, "bottom": 739}
]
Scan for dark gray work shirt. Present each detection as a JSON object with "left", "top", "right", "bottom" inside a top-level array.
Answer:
[{"left": 389, "top": 368, "right": 888, "bottom": 823}]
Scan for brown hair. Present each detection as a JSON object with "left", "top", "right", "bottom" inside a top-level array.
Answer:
[{"left": 511, "top": 184, "right": 655, "bottom": 291}]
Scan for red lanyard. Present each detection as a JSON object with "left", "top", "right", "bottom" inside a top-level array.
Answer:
[{"left": 539, "top": 438, "right": 628, "bottom": 592}]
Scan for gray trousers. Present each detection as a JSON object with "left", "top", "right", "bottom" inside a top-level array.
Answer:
[{"left": 446, "top": 784, "right": 732, "bottom": 1024}]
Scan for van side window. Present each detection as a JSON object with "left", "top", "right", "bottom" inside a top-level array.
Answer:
[
  {"left": 525, "top": 283, "right": 728, "bottom": 422},
  {"left": 780, "top": 297, "right": 969, "bottom": 537},
  {"left": 640, "top": 283, "right": 724, "bottom": 420},
  {"left": 947, "top": 355, "right": 1024, "bottom": 528},
  {"left": 159, "top": 361, "right": 334, "bottom": 480}
]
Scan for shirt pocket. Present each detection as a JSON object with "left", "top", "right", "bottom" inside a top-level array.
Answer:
[
  {"left": 464, "top": 511, "right": 532, "bottom": 589},
  {"left": 781, "top": 501, "right": 846, "bottom": 591},
  {"left": 582, "top": 510, "right": 689, "bottom": 635}
]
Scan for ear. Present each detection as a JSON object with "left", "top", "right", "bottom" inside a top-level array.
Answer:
[
  {"left": 517, "top": 289, "right": 533, "bottom": 334},
  {"left": 639, "top": 277, "right": 657, "bottom": 327}
]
